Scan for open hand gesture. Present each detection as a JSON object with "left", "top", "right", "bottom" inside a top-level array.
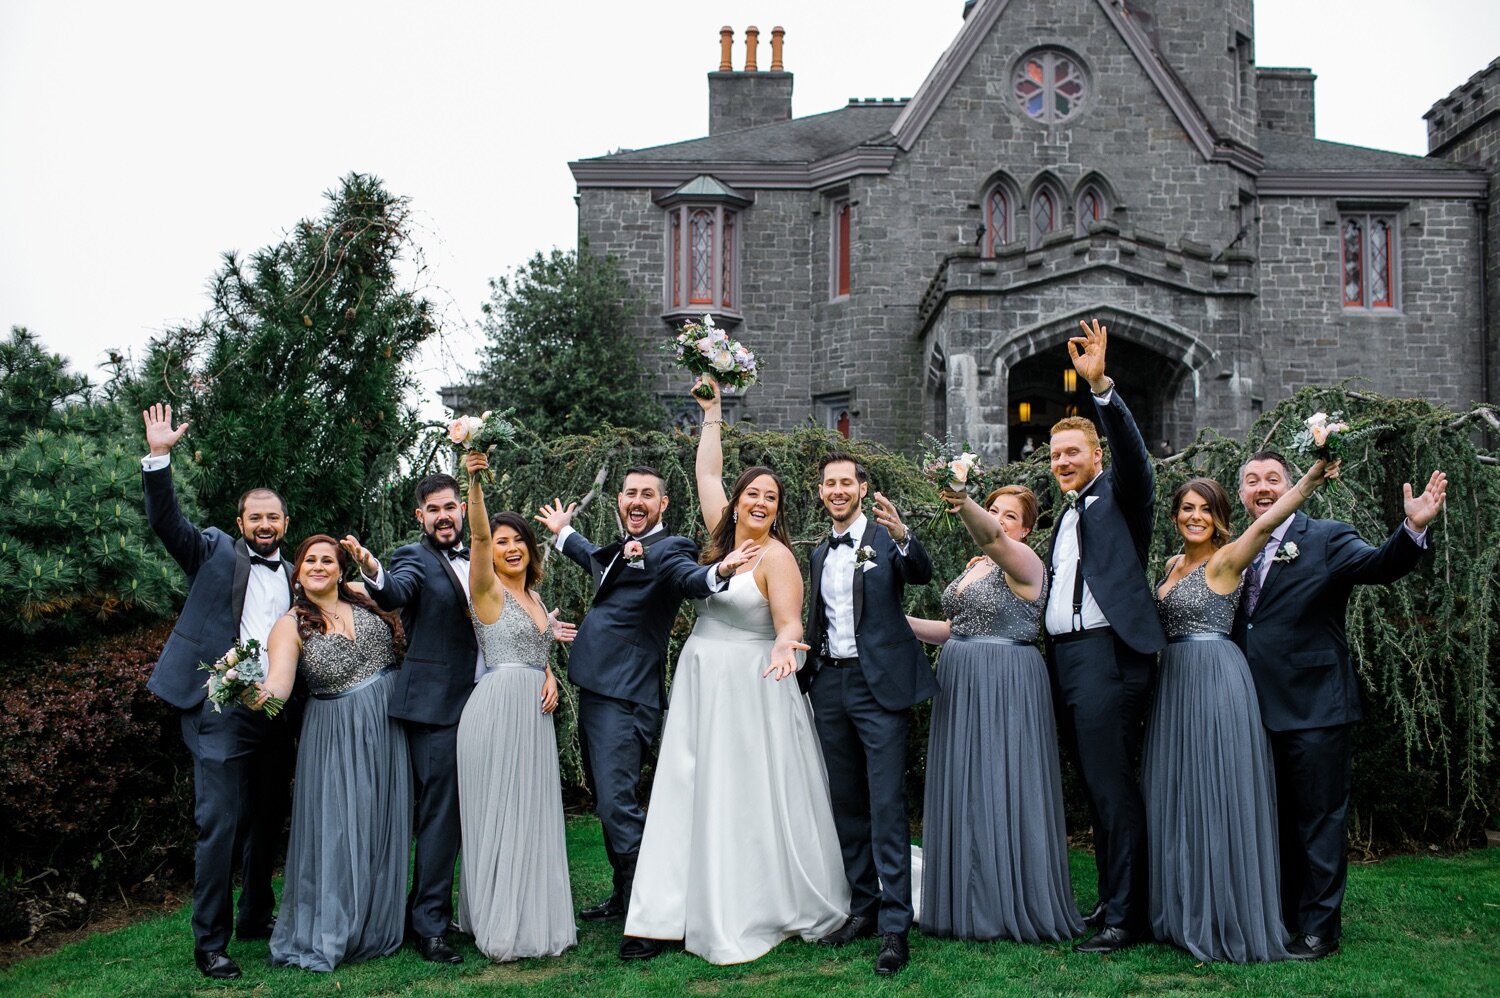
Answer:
[
  {"left": 764, "top": 636, "right": 811, "bottom": 682},
  {"left": 872, "top": 491, "right": 908, "bottom": 544},
  {"left": 340, "top": 535, "right": 380, "bottom": 578},
  {"left": 547, "top": 608, "right": 577, "bottom": 644},
  {"left": 142, "top": 403, "right": 190, "bottom": 457},
  {"left": 534, "top": 499, "right": 577, "bottom": 536},
  {"left": 1403, "top": 470, "right": 1448, "bottom": 530},
  {"left": 1068, "top": 318, "right": 1110, "bottom": 394},
  {"left": 716, "top": 538, "right": 763, "bottom": 578}
]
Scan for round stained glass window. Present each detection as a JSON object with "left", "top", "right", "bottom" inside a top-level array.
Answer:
[{"left": 1013, "top": 50, "right": 1087, "bottom": 123}]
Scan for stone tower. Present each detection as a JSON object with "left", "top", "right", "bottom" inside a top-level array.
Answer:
[{"left": 1126, "top": 0, "right": 1258, "bottom": 147}]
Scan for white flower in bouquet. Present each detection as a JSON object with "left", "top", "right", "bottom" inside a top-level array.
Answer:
[
  {"left": 947, "top": 452, "right": 980, "bottom": 485},
  {"left": 447, "top": 411, "right": 491, "bottom": 448}
]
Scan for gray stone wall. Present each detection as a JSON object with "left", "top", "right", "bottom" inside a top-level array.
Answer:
[
  {"left": 1133, "top": 0, "right": 1258, "bottom": 147},
  {"left": 1256, "top": 68, "right": 1315, "bottom": 137},
  {"left": 1256, "top": 196, "right": 1483, "bottom": 409},
  {"left": 708, "top": 72, "right": 794, "bottom": 136}
]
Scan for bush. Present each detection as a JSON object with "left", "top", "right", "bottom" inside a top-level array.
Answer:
[{"left": 0, "top": 622, "right": 193, "bottom": 940}]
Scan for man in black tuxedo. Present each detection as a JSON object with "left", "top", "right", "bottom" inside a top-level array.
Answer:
[
  {"left": 344, "top": 474, "right": 481, "bottom": 965},
  {"left": 534, "top": 467, "right": 741, "bottom": 957},
  {"left": 140, "top": 404, "right": 295, "bottom": 980},
  {"left": 1042, "top": 319, "right": 1166, "bottom": 955},
  {"left": 805, "top": 452, "right": 934, "bottom": 977},
  {"left": 1233, "top": 451, "right": 1446, "bottom": 960}
]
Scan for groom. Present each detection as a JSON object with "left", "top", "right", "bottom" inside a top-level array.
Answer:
[
  {"left": 1233, "top": 451, "right": 1446, "bottom": 959},
  {"left": 139, "top": 403, "right": 296, "bottom": 980},
  {"left": 535, "top": 467, "right": 735, "bottom": 957},
  {"left": 806, "top": 452, "right": 935, "bottom": 977}
]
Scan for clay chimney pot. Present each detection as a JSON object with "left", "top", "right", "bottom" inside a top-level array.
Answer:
[
  {"left": 718, "top": 26, "right": 734, "bottom": 72},
  {"left": 744, "top": 26, "right": 759, "bottom": 72},
  {"left": 771, "top": 26, "right": 785, "bottom": 71}
]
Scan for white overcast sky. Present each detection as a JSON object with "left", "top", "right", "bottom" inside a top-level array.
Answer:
[{"left": 2, "top": 0, "right": 1496, "bottom": 413}]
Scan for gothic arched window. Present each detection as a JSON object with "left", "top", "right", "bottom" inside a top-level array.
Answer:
[
  {"left": 1075, "top": 184, "right": 1106, "bottom": 236},
  {"left": 1014, "top": 50, "right": 1088, "bottom": 124},
  {"left": 984, "top": 187, "right": 1012, "bottom": 257},
  {"left": 1030, "top": 186, "right": 1059, "bottom": 246}
]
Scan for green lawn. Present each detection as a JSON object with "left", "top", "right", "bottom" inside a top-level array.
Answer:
[{"left": 3, "top": 820, "right": 1497, "bottom": 997}]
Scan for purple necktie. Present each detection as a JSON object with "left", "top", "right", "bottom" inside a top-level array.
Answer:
[{"left": 1243, "top": 547, "right": 1268, "bottom": 616}]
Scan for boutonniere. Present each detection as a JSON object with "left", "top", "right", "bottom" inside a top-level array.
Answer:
[
  {"left": 623, "top": 540, "right": 646, "bottom": 569},
  {"left": 855, "top": 545, "right": 877, "bottom": 570},
  {"left": 1272, "top": 541, "right": 1299, "bottom": 564},
  {"left": 1061, "top": 489, "right": 1080, "bottom": 511}
]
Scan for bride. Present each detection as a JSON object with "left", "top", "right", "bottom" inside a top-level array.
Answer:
[{"left": 620, "top": 377, "right": 850, "bottom": 965}]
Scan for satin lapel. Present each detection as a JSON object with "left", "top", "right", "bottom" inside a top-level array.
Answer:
[
  {"left": 423, "top": 535, "right": 467, "bottom": 606},
  {"left": 853, "top": 518, "right": 878, "bottom": 634},
  {"left": 1256, "top": 512, "right": 1307, "bottom": 616},
  {"left": 809, "top": 541, "right": 828, "bottom": 630},
  {"left": 230, "top": 539, "right": 252, "bottom": 629}
]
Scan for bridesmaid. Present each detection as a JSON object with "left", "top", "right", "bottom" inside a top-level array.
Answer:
[
  {"left": 907, "top": 486, "right": 1082, "bottom": 943},
  {"left": 255, "top": 535, "right": 410, "bottom": 972},
  {"left": 454, "top": 451, "right": 578, "bottom": 962},
  {"left": 1143, "top": 458, "right": 1337, "bottom": 963}
]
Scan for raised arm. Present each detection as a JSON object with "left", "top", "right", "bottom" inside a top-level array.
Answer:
[
  {"left": 1073, "top": 319, "right": 1154, "bottom": 514},
  {"left": 465, "top": 451, "right": 502, "bottom": 623},
  {"left": 140, "top": 403, "right": 210, "bottom": 573},
  {"left": 761, "top": 545, "right": 812, "bottom": 681},
  {"left": 871, "top": 492, "right": 933, "bottom": 585},
  {"left": 693, "top": 376, "right": 730, "bottom": 534},
  {"left": 1207, "top": 459, "right": 1336, "bottom": 589},
  {"left": 941, "top": 488, "right": 1044, "bottom": 600},
  {"left": 534, "top": 499, "right": 594, "bottom": 571}
]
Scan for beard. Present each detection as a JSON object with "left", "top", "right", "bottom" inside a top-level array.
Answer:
[
  {"left": 425, "top": 518, "right": 464, "bottom": 550},
  {"left": 246, "top": 533, "right": 283, "bottom": 557}
]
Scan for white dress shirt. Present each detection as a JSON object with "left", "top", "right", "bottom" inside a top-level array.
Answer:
[
  {"left": 364, "top": 548, "right": 486, "bottom": 681},
  {"left": 1044, "top": 490, "right": 1110, "bottom": 636},
  {"left": 142, "top": 453, "right": 290, "bottom": 645},
  {"left": 820, "top": 515, "right": 867, "bottom": 659},
  {"left": 554, "top": 521, "right": 727, "bottom": 593}
]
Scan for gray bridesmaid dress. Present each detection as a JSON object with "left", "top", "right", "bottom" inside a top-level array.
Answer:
[
  {"left": 1143, "top": 563, "right": 1290, "bottom": 962},
  {"left": 270, "top": 606, "right": 410, "bottom": 971},
  {"left": 455, "top": 590, "right": 576, "bottom": 962},
  {"left": 921, "top": 565, "right": 1083, "bottom": 942}
]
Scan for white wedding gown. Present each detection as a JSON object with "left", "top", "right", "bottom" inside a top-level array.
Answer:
[{"left": 625, "top": 568, "right": 850, "bottom": 964}]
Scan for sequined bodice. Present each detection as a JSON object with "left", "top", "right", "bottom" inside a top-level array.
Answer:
[
  {"left": 473, "top": 590, "right": 554, "bottom": 671},
  {"left": 1157, "top": 562, "right": 1242, "bottom": 637},
  {"left": 300, "top": 605, "right": 395, "bottom": 695},
  {"left": 941, "top": 563, "right": 1048, "bottom": 641}
]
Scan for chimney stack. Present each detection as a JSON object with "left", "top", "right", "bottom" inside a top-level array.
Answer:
[{"left": 708, "top": 24, "right": 793, "bottom": 136}]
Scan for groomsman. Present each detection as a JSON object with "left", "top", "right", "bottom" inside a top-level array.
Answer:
[
  {"left": 806, "top": 452, "right": 935, "bottom": 977},
  {"left": 1042, "top": 319, "right": 1165, "bottom": 954},
  {"left": 1233, "top": 451, "right": 1446, "bottom": 959},
  {"left": 534, "top": 468, "right": 734, "bottom": 959},
  {"left": 344, "top": 474, "right": 480, "bottom": 965},
  {"left": 139, "top": 404, "right": 296, "bottom": 980}
]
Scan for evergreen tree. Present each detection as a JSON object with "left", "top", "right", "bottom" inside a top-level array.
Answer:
[
  {"left": 125, "top": 173, "right": 438, "bottom": 549},
  {"left": 470, "top": 245, "right": 665, "bottom": 435},
  {"left": 0, "top": 328, "right": 184, "bottom": 644}
]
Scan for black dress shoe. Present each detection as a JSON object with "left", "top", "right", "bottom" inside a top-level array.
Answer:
[
  {"left": 1287, "top": 934, "right": 1340, "bottom": 960},
  {"left": 874, "top": 933, "right": 909, "bottom": 976},
  {"left": 619, "top": 936, "right": 664, "bottom": 961},
  {"left": 237, "top": 917, "right": 275, "bottom": 940},
  {"left": 1082, "top": 901, "right": 1106, "bottom": 930},
  {"left": 194, "top": 949, "right": 242, "bottom": 979},
  {"left": 414, "top": 935, "right": 463, "bottom": 964},
  {"left": 580, "top": 895, "right": 627, "bottom": 922},
  {"left": 1075, "top": 926, "right": 1138, "bottom": 955},
  {"left": 818, "top": 914, "right": 878, "bottom": 947}
]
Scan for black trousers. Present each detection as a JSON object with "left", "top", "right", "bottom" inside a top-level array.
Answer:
[
  {"left": 180, "top": 700, "right": 295, "bottom": 952},
  {"left": 1047, "top": 631, "right": 1154, "bottom": 932},
  {"left": 809, "top": 661, "right": 913, "bottom": 935},
  {"left": 403, "top": 720, "right": 462, "bottom": 938},
  {"left": 576, "top": 689, "right": 661, "bottom": 899},
  {"left": 1268, "top": 724, "right": 1352, "bottom": 940}
]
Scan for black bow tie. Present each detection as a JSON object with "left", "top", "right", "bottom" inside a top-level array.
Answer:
[
  {"left": 249, "top": 555, "right": 281, "bottom": 570},
  {"left": 829, "top": 533, "right": 855, "bottom": 549},
  {"left": 445, "top": 547, "right": 468, "bottom": 561}
]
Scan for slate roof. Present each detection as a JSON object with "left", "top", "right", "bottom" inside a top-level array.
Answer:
[
  {"left": 1257, "top": 129, "right": 1472, "bottom": 173},
  {"left": 579, "top": 102, "right": 905, "bottom": 165}
]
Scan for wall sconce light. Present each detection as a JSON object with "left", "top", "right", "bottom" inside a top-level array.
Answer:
[
  {"left": 1066, "top": 404, "right": 1079, "bottom": 418},
  {"left": 1063, "top": 368, "right": 1078, "bottom": 393},
  {"left": 1018, "top": 401, "right": 1032, "bottom": 423}
]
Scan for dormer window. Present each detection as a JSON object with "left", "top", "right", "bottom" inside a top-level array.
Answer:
[{"left": 660, "top": 175, "right": 750, "bottom": 318}]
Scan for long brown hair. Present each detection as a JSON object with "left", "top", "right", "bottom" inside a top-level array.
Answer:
[
  {"left": 702, "top": 466, "right": 793, "bottom": 563},
  {"left": 488, "top": 511, "right": 544, "bottom": 589},
  {"left": 1169, "top": 478, "right": 1234, "bottom": 548},
  {"left": 290, "top": 534, "right": 407, "bottom": 658}
]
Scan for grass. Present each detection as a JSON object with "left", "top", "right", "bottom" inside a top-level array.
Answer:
[{"left": 3, "top": 820, "right": 1497, "bottom": 997}]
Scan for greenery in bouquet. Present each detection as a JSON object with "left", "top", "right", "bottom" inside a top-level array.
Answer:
[
  {"left": 448, "top": 409, "right": 520, "bottom": 482},
  {"left": 1290, "top": 410, "right": 1389, "bottom": 485},
  {"left": 199, "top": 638, "right": 283, "bottom": 717},
  {"left": 920, "top": 435, "right": 988, "bottom": 527},
  {"left": 671, "top": 315, "right": 758, "bottom": 399}
]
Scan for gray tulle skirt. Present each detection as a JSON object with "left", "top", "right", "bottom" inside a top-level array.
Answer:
[
  {"left": 270, "top": 671, "right": 411, "bottom": 971},
  {"left": 1142, "top": 636, "right": 1290, "bottom": 962},
  {"left": 456, "top": 665, "right": 576, "bottom": 962},
  {"left": 921, "top": 636, "right": 1083, "bottom": 942}
]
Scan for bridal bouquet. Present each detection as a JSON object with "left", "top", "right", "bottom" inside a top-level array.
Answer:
[
  {"left": 200, "top": 639, "right": 284, "bottom": 717},
  {"left": 1291, "top": 410, "right": 1353, "bottom": 461},
  {"left": 921, "top": 435, "right": 988, "bottom": 527},
  {"left": 448, "top": 409, "right": 519, "bottom": 482},
  {"left": 671, "top": 315, "right": 758, "bottom": 399}
]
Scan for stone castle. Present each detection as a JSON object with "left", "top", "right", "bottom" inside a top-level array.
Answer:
[{"left": 568, "top": 1, "right": 1498, "bottom": 460}]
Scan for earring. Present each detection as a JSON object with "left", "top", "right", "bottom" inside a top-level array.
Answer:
[{"left": 732, "top": 511, "right": 738, "bottom": 522}]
